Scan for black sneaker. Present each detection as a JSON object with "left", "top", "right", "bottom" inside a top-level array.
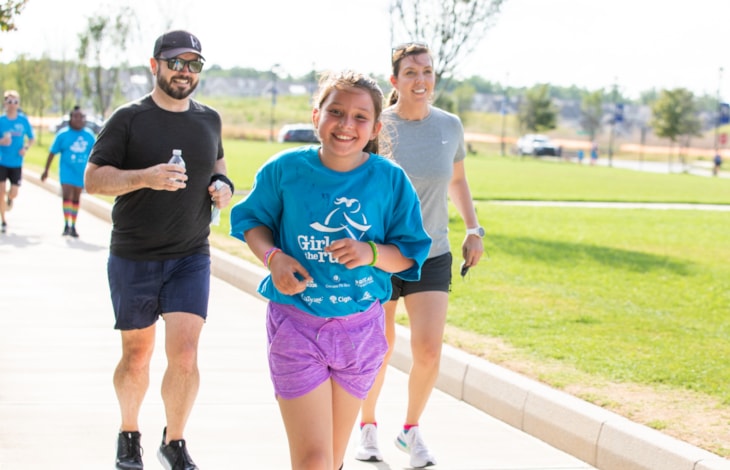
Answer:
[
  {"left": 62, "top": 225, "right": 70, "bottom": 236},
  {"left": 116, "top": 430, "right": 144, "bottom": 469},
  {"left": 157, "top": 427, "right": 198, "bottom": 470},
  {"left": 69, "top": 226, "right": 79, "bottom": 238}
]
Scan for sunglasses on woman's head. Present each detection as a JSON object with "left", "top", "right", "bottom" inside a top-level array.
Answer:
[
  {"left": 160, "top": 57, "right": 204, "bottom": 74},
  {"left": 391, "top": 42, "right": 429, "bottom": 64}
]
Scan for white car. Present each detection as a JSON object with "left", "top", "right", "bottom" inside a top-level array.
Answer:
[{"left": 516, "top": 134, "right": 561, "bottom": 156}]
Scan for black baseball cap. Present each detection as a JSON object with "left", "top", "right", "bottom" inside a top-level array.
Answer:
[{"left": 153, "top": 30, "right": 204, "bottom": 60}]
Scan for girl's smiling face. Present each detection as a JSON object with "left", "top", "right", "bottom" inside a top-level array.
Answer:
[{"left": 313, "top": 86, "right": 382, "bottom": 169}]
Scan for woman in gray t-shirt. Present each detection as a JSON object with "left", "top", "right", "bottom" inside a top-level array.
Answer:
[{"left": 355, "top": 43, "right": 485, "bottom": 468}]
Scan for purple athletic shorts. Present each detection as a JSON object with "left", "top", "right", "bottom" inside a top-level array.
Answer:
[{"left": 266, "top": 301, "right": 388, "bottom": 400}]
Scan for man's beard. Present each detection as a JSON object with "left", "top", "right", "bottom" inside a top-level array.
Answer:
[{"left": 157, "top": 73, "right": 198, "bottom": 100}]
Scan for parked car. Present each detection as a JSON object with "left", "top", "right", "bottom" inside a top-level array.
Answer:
[
  {"left": 516, "top": 134, "right": 562, "bottom": 157},
  {"left": 278, "top": 123, "right": 319, "bottom": 143},
  {"left": 52, "top": 116, "right": 104, "bottom": 135}
]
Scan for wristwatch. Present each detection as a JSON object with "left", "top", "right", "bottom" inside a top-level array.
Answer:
[{"left": 466, "top": 226, "right": 485, "bottom": 238}]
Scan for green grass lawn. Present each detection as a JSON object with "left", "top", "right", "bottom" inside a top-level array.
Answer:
[
  {"left": 24, "top": 141, "right": 730, "bottom": 408},
  {"left": 449, "top": 204, "right": 730, "bottom": 403}
]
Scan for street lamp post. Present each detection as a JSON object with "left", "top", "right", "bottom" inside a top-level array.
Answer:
[
  {"left": 269, "top": 64, "right": 281, "bottom": 142},
  {"left": 500, "top": 73, "right": 509, "bottom": 157},
  {"left": 607, "top": 78, "right": 618, "bottom": 168},
  {"left": 714, "top": 66, "right": 724, "bottom": 155}
]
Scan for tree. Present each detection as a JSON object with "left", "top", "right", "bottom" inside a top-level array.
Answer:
[
  {"left": 51, "top": 56, "right": 83, "bottom": 116},
  {"left": 77, "top": 7, "right": 138, "bottom": 119},
  {"left": 12, "top": 55, "right": 50, "bottom": 143},
  {"left": 650, "top": 88, "right": 702, "bottom": 168},
  {"left": 453, "top": 82, "right": 476, "bottom": 116},
  {"left": 517, "top": 84, "right": 558, "bottom": 133},
  {"left": 579, "top": 90, "right": 603, "bottom": 141},
  {"left": 0, "top": 0, "right": 27, "bottom": 33},
  {"left": 389, "top": 0, "right": 504, "bottom": 88}
]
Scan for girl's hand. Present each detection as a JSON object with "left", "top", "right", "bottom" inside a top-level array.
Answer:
[
  {"left": 269, "top": 251, "right": 312, "bottom": 295},
  {"left": 325, "top": 238, "right": 373, "bottom": 269}
]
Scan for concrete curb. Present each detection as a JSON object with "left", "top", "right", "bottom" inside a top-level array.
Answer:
[{"left": 26, "top": 171, "right": 730, "bottom": 470}]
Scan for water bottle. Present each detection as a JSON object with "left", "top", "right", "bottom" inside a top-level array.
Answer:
[
  {"left": 210, "top": 180, "right": 224, "bottom": 225},
  {"left": 168, "top": 149, "right": 185, "bottom": 182}
]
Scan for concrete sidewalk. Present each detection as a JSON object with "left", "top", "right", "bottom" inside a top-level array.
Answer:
[{"left": 1, "top": 175, "right": 727, "bottom": 470}]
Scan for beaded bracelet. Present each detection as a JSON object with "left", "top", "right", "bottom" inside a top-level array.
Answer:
[
  {"left": 264, "top": 247, "right": 281, "bottom": 269},
  {"left": 367, "top": 241, "right": 378, "bottom": 267}
]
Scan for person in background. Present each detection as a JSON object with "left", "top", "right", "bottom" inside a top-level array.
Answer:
[
  {"left": 41, "top": 106, "right": 96, "bottom": 237},
  {"left": 355, "top": 42, "right": 485, "bottom": 469},
  {"left": 229, "top": 70, "right": 431, "bottom": 470},
  {"left": 0, "top": 90, "right": 35, "bottom": 234},
  {"left": 590, "top": 141, "right": 599, "bottom": 165},
  {"left": 84, "top": 30, "right": 233, "bottom": 470},
  {"left": 713, "top": 153, "right": 722, "bottom": 176}
]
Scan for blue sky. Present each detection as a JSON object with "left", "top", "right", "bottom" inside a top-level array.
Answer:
[{"left": 3, "top": 0, "right": 730, "bottom": 99}]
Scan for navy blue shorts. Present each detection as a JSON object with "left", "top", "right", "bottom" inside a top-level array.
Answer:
[
  {"left": 390, "top": 251, "right": 452, "bottom": 300},
  {"left": 108, "top": 253, "right": 211, "bottom": 330}
]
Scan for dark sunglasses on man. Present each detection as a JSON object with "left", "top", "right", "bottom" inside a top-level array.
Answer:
[
  {"left": 159, "top": 57, "right": 204, "bottom": 74},
  {"left": 4, "top": 98, "right": 19, "bottom": 105}
]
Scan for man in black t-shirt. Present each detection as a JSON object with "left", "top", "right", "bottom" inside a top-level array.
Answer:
[{"left": 85, "top": 30, "right": 234, "bottom": 470}]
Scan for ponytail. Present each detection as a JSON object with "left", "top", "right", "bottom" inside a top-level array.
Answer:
[{"left": 387, "top": 89, "right": 399, "bottom": 106}]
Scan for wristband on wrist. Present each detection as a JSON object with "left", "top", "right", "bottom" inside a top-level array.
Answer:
[
  {"left": 367, "top": 241, "right": 378, "bottom": 267},
  {"left": 210, "top": 173, "right": 234, "bottom": 194},
  {"left": 264, "top": 247, "right": 281, "bottom": 269}
]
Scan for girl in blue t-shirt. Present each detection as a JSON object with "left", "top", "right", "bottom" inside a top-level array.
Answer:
[
  {"left": 41, "top": 106, "right": 97, "bottom": 237},
  {"left": 230, "top": 70, "right": 431, "bottom": 470}
]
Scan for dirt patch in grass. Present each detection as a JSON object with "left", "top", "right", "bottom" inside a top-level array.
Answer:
[{"left": 442, "top": 325, "right": 730, "bottom": 458}]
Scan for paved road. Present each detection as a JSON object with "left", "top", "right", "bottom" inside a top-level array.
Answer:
[
  {"left": 593, "top": 156, "right": 728, "bottom": 178},
  {"left": 490, "top": 200, "right": 730, "bottom": 211}
]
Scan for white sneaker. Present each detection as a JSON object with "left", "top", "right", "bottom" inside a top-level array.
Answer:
[
  {"left": 394, "top": 427, "right": 437, "bottom": 468},
  {"left": 354, "top": 423, "right": 383, "bottom": 462}
]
